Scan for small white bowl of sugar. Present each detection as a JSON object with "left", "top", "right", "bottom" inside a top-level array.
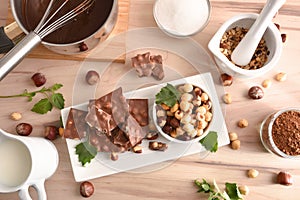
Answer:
[{"left": 153, "top": 0, "right": 211, "bottom": 37}]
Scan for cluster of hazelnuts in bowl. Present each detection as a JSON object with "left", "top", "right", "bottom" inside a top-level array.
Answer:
[{"left": 154, "top": 83, "right": 213, "bottom": 143}]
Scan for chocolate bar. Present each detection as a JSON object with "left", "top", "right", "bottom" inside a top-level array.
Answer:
[
  {"left": 127, "top": 99, "right": 149, "bottom": 126},
  {"left": 64, "top": 108, "right": 88, "bottom": 139}
]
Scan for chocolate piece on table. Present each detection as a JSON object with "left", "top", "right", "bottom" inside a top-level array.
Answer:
[
  {"left": 64, "top": 108, "right": 88, "bottom": 139},
  {"left": 149, "top": 141, "right": 168, "bottom": 151},
  {"left": 127, "top": 99, "right": 149, "bottom": 126}
]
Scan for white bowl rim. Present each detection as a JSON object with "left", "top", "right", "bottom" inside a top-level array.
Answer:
[{"left": 208, "top": 13, "right": 282, "bottom": 77}]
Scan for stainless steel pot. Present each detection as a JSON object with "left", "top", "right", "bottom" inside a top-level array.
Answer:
[{"left": 0, "top": 0, "right": 118, "bottom": 80}]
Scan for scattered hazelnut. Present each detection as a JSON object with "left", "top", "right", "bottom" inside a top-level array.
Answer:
[
  {"left": 229, "top": 132, "right": 238, "bottom": 141},
  {"left": 80, "top": 181, "right": 94, "bottom": 198},
  {"left": 132, "top": 145, "right": 143, "bottom": 153},
  {"left": 85, "top": 70, "right": 100, "bottom": 85},
  {"left": 220, "top": 73, "right": 233, "bottom": 86},
  {"left": 281, "top": 33, "right": 287, "bottom": 43},
  {"left": 10, "top": 112, "right": 22, "bottom": 121},
  {"left": 238, "top": 119, "right": 248, "bottom": 128},
  {"left": 247, "top": 169, "right": 259, "bottom": 178},
  {"left": 262, "top": 79, "right": 272, "bottom": 88},
  {"left": 31, "top": 72, "right": 46, "bottom": 87},
  {"left": 79, "top": 42, "right": 88, "bottom": 52},
  {"left": 16, "top": 123, "right": 33, "bottom": 136},
  {"left": 231, "top": 140, "right": 241, "bottom": 150},
  {"left": 238, "top": 185, "right": 250, "bottom": 195},
  {"left": 45, "top": 126, "right": 58, "bottom": 140},
  {"left": 275, "top": 72, "right": 287, "bottom": 82},
  {"left": 223, "top": 93, "right": 232, "bottom": 104},
  {"left": 277, "top": 171, "right": 293, "bottom": 186},
  {"left": 110, "top": 152, "right": 119, "bottom": 161},
  {"left": 248, "top": 86, "right": 264, "bottom": 100}
]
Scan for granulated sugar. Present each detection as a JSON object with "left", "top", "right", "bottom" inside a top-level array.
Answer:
[{"left": 154, "top": 0, "right": 210, "bottom": 36}]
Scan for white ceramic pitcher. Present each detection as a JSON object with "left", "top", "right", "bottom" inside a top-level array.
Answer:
[{"left": 0, "top": 129, "right": 59, "bottom": 200}]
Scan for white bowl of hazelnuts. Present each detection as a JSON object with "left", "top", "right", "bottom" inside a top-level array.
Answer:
[{"left": 153, "top": 83, "right": 213, "bottom": 144}]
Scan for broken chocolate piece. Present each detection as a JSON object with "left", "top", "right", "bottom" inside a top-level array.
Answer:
[
  {"left": 131, "top": 52, "right": 164, "bottom": 80},
  {"left": 127, "top": 99, "right": 149, "bottom": 126},
  {"left": 64, "top": 108, "right": 88, "bottom": 139},
  {"left": 149, "top": 141, "right": 168, "bottom": 151},
  {"left": 85, "top": 105, "right": 112, "bottom": 134},
  {"left": 110, "top": 126, "right": 132, "bottom": 150},
  {"left": 122, "top": 115, "right": 147, "bottom": 147}
]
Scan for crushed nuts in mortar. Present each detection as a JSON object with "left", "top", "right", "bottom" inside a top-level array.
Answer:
[{"left": 220, "top": 27, "right": 270, "bottom": 70}]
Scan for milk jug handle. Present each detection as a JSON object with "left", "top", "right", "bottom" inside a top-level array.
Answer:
[{"left": 18, "top": 179, "right": 47, "bottom": 200}]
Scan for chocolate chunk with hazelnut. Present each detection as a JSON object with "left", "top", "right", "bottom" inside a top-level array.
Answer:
[
  {"left": 16, "top": 123, "right": 33, "bottom": 136},
  {"left": 149, "top": 141, "right": 168, "bottom": 151},
  {"left": 146, "top": 131, "right": 159, "bottom": 140},
  {"left": 248, "top": 86, "right": 264, "bottom": 99}
]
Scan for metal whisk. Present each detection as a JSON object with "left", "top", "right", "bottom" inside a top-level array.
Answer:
[{"left": 0, "top": 0, "right": 95, "bottom": 81}]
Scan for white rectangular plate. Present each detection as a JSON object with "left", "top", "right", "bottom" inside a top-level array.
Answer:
[{"left": 61, "top": 72, "right": 230, "bottom": 182}]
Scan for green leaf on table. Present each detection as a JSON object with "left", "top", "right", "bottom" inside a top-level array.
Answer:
[
  {"left": 31, "top": 98, "right": 53, "bottom": 114},
  {"left": 200, "top": 131, "right": 218, "bottom": 152},
  {"left": 225, "top": 183, "right": 243, "bottom": 200},
  {"left": 51, "top": 93, "right": 65, "bottom": 109},
  {"left": 195, "top": 179, "right": 213, "bottom": 193},
  {"left": 155, "top": 83, "right": 180, "bottom": 107},
  {"left": 50, "top": 83, "right": 63, "bottom": 91},
  {"left": 75, "top": 141, "right": 97, "bottom": 166}
]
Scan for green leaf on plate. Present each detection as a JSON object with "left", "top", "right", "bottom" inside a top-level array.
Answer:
[
  {"left": 200, "top": 131, "right": 218, "bottom": 152},
  {"left": 75, "top": 141, "right": 97, "bottom": 166}
]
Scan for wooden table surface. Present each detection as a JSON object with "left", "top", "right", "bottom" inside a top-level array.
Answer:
[{"left": 1, "top": 0, "right": 300, "bottom": 199}]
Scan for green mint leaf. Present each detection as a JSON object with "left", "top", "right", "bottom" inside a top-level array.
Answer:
[
  {"left": 31, "top": 98, "right": 53, "bottom": 114},
  {"left": 75, "top": 141, "right": 97, "bottom": 166},
  {"left": 51, "top": 93, "right": 65, "bottom": 109},
  {"left": 195, "top": 179, "right": 213, "bottom": 193},
  {"left": 155, "top": 83, "right": 180, "bottom": 107},
  {"left": 225, "top": 183, "right": 243, "bottom": 200},
  {"left": 200, "top": 131, "right": 218, "bottom": 152},
  {"left": 50, "top": 83, "right": 63, "bottom": 91}
]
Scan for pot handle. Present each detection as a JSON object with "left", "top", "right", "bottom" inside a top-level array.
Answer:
[
  {"left": 0, "top": 26, "right": 15, "bottom": 54},
  {"left": 0, "top": 32, "right": 41, "bottom": 81}
]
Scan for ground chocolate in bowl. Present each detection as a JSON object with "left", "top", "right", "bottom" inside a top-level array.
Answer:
[
  {"left": 21, "top": 0, "right": 114, "bottom": 44},
  {"left": 271, "top": 110, "right": 300, "bottom": 156}
]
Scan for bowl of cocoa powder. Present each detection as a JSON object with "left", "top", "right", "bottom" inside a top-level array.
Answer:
[{"left": 260, "top": 108, "right": 300, "bottom": 159}]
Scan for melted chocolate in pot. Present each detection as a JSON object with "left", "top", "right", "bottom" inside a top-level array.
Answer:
[{"left": 22, "top": 0, "right": 114, "bottom": 44}]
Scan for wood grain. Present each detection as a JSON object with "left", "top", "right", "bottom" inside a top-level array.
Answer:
[
  {"left": 5, "top": 0, "right": 130, "bottom": 63},
  {"left": 0, "top": 0, "right": 300, "bottom": 199}
]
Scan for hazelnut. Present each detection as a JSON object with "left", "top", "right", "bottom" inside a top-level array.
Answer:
[
  {"left": 281, "top": 33, "right": 287, "bottom": 43},
  {"left": 262, "top": 79, "right": 272, "bottom": 88},
  {"left": 247, "top": 169, "right": 259, "bottom": 178},
  {"left": 229, "top": 132, "right": 238, "bottom": 141},
  {"left": 85, "top": 70, "right": 100, "bottom": 85},
  {"left": 80, "top": 181, "right": 94, "bottom": 198},
  {"left": 277, "top": 171, "right": 293, "bottom": 186},
  {"left": 16, "top": 123, "right": 33, "bottom": 136},
  {"left": 146, "top": 131, "right": 159, "bottom": 140},
  {"left": 231, "top": 140, "right": 240, "bottom": 150},
  {"left": 220, "top": 73, "right": 233, "bottom": 86},
  {"left": 223, "top": 93, "right": 232, "bottom": 104},
  {"left": 275, "top": 72, "right": 287, "bottom": 82},
  {"left": 10, "top": 112, "right": 22, "bottom": 121},
  {"left": 132, "top": 145, "right": 143, "bottom": 154},
  {"left": 79, "top": 42, "right": 88, "bottom": 52},
  {"left": 110, "top": 152, "right": 119, "bottom": 161},
  {"left": 238, "top": 185, "right": 250, "bottom": 195},
  {"left": 31, "top": 73, "right": 46, "bottom": 87},
  {"left": 45, "top": 126, "right": 58, "bottom": 140},
  {"left": 248, "top": 86, "right": 264, "bottom": 100},
  {"left": 162, "top": 125, "right": 173, "bottom": 134},
  {"left": 238, "top": 119, "right": 248, "bottom": 128}
]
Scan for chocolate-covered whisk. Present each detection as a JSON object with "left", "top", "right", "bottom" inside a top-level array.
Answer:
[{"left": 0, "top": 0, "right": 95, "bottom": 81}]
